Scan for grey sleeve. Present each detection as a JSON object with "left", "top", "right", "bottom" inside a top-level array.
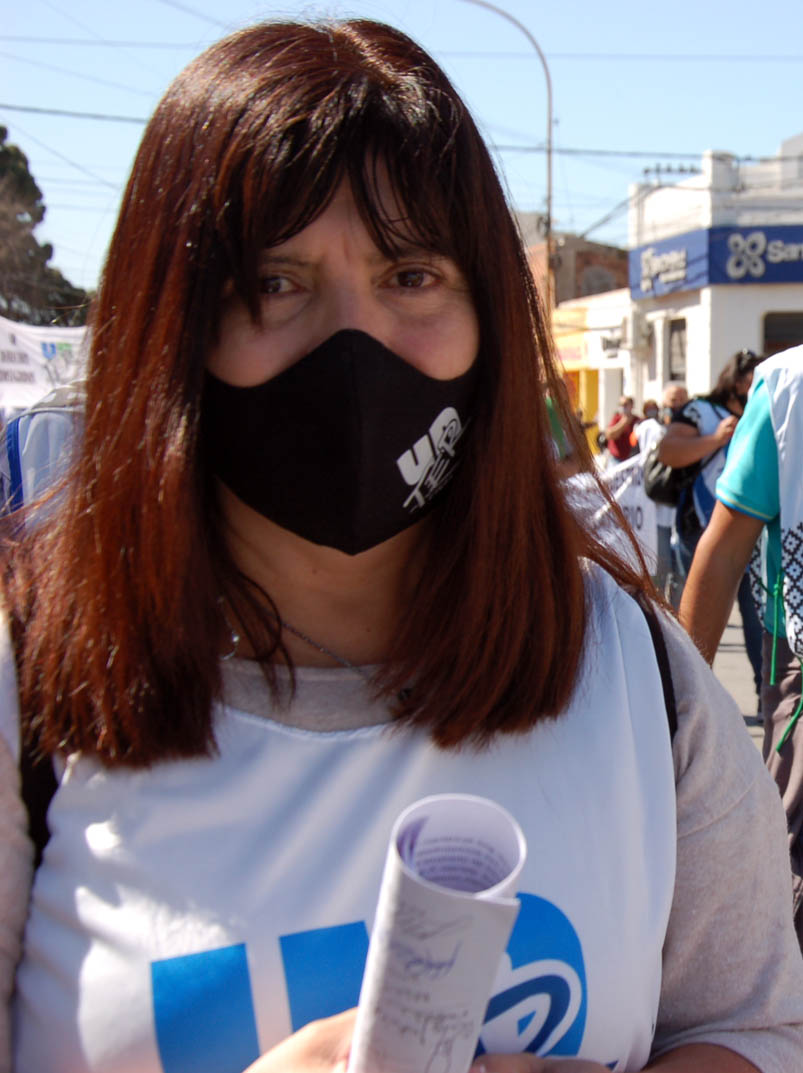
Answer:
[
  {"left": 0, "top": 733, "right": 34, "bottom": 1073},
  {"left": 651, "top": 614, "right": 803, "bottom": 1071}
]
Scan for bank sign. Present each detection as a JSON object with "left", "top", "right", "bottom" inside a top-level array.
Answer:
[{"left": 629, "top": 225, "right": 803, "bottom": 299}]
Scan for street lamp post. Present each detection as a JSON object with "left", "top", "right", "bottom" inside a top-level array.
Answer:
[{"left": 458, "top": 0, "right": 554, "bottom": 308}]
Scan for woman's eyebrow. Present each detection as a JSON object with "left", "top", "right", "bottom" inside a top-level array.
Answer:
[
  {"left": 258, "top": 253, "right": 311, "bottom": 268},
  {"left": 258, "top": 246, "right": 447, "bottom": 268},
  {"left": 367, "top": 244, "right": 447, "bottom": 264}
]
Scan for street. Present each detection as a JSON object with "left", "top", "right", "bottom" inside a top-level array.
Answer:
[{"left": 712, "top": 602, "right": 763, "bottom": 750}]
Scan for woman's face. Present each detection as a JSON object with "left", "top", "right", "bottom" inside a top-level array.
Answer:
[{"left": 207, "top": 175, "right": 479, "bottom": 385}]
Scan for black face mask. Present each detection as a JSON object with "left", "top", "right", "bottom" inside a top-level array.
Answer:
[{"left": 203, "top": 329, "right": 480, "bottom": 555}]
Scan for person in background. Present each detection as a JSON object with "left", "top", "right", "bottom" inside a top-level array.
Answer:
[
  {"left": 636, "top": 386, "right": 687, "bottom": 606},
  {"left": 660, "top": 382, "right": 689, "bottom": 424},
  {"left": 0, "top": 20, "right": 801, "bottom": 1073},
  {"left": 546, "top": 386, "right": 582, "bottom": 479},
  {"left": 658, "top": 350, "right": 764, "bottom": 697},
  {"left": 604, "top": 394, "right": 640, "bottom": 464},
  {"left": 680, "top": 345, "right": 803, "bottom": 945}
]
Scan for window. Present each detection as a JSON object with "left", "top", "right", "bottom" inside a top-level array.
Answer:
[
  {"left": 647, "top": 331, "right": 657, "bottom": 381},
  {"left": 763, "top": 312, "right": 803, "bottom": 357},
  {"left": 668, "top": 318, "right": 687, "bottom": 380}
]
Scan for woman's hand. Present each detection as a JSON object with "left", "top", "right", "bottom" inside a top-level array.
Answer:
[
  {"left": 243, "top": 1032, "right": 609, "bottom": 1073},
  {"left": 240, "top": 1018, "right": 758, "bottom": 1073},
  {"left": 712, "top": 414, "right": 738, "bottom": 446},
  {"left": 472, "top": 1059, "right": 608, "bottom": 1073},
  {"left": 472, "top": 1044, "right": 759, "bottom": 1073},
  {"left": 242, "top": 1008, "right": 356, "bottom": 1073}
]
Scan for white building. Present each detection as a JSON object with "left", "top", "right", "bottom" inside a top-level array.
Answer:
[{"left": 554, "top": 133, "right": 803, "bottom": 435}]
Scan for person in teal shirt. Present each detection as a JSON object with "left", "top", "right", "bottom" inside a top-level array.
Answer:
[
  {"left": 715, "top": 380, "right": 785, "bottom": 638},
  {"left": 681, "top": 361, "right": 803, "bottom": 946}
]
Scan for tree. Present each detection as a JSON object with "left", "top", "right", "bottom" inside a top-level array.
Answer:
[{"left": 0, "top": 126, "right": 90, "bottom": 326}]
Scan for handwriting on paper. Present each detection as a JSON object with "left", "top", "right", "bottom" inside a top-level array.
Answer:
[{"left": 346, "top": 794, "right": 526, "bottom": 1073}]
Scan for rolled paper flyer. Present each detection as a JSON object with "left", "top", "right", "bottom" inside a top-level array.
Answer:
[{"left": 347, "top": 793, "right": 526, "bottom": 1073}]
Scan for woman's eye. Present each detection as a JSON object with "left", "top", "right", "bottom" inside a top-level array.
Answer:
[
  {"left": 394, "top": 268, "right": 432, "bottom": 289},
  {"left": 259, "top": 275, "right": 291, "bottom": 295}
]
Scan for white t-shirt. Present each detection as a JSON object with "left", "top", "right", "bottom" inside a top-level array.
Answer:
[
  {"left": 9, "top": 570, "right": 676, "bottom": 1073},
  {"left": 3, "top": 568, "right": 803, "bottom": 1073}
]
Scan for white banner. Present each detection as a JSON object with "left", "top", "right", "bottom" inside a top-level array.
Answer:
[
  {"left": 598, "top": 454, "right": 658, "bottom": 569},
  {"left": 0, "top": 315, "right": 88, "bottom": 415}
]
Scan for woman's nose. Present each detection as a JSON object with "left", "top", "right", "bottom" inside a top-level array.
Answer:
[{"left": 322, "top": 284, "right": 388, "bottom": 343}]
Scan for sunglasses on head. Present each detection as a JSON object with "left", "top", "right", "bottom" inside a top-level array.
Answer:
[{"left": 735, "top": 349, "right": 759, "bottom": 374}]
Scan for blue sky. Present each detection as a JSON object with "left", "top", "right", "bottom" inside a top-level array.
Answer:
[{"left": 3, "top": 0, "right": 803, "bottom": 291}]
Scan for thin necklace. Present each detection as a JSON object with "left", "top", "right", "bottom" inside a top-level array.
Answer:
[
  {"left": 219, "top": 599, "right": 410, "bottom": 700},
  {"left": 279, "top": 617, "right": 375, "bottom": 686},
  {"left": 219, "top": 596, "right": 367, "bottom": 673},
  {"left": 279, "top": 621, "right": 413, "bottom": 702}
]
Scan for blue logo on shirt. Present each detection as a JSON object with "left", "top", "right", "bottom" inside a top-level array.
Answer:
[
  {"left": 151, "top": 944, "right": 260, "bottom": 1073},
  {"left": 276, "top": 893, "right": 587, "bottom": 1058},
  {"left": 476, "top": 894, "right": 587, "bottom": 1056},
  {"left": 150, "top": 893, "right": 588, "bottom": 1070}
]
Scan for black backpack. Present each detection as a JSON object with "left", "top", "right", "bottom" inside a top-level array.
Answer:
[{"left": 642, "top": 442, "right": 702, "bottom": 507}]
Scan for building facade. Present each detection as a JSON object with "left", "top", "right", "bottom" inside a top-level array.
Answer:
[
  {"left": 524, "top": 228, "right": 629, "bottom": 307},
  {"left": 554, "top": 133, "right": 803, "bottom": 435}
]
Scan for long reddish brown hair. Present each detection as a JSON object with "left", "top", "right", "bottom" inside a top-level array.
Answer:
[{"left": 1, "top": 19, "right": 650, "bottom": 765}]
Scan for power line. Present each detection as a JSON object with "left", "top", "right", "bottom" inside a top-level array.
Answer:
[
  {"left": 37, "top": 176, "right": 122, "bottom": 186},
  {"left": 2, "top": 38, "right": 802, "bottom": 62},
  {"left": 34, "top": 0, "right": 169, "bottom": 80},
  {"left": 0, "top": 36, "right": 197, "bottom": 47},
  {"left": 47, "top": 203, "right": 114, "bottom": 212},
  {"left": 578, "top": 194, "right": 634, "bottom": 239},
  {"left": 496, "top": 144, "right": 703, "bottom": 159},
  {"left": 0, "top": 51, "right": 155, "bottom": 98},
  {"left": 2, "top": 121, "right": 121, "bottom": 190},
  {"left": 440, "top": 50, "right": 803, "bottom": 62},
  {"left": 495, "top": 144, "right": 803, "bottom": 166},
  {"left": 3, "top": 103, "right": 793, "bottom": 170},
  {"left": 152, "top": 0, "right": 229, "bottom": 29},
  {"left": 0, "top": 103, "right": 147, "bottom": 124}
]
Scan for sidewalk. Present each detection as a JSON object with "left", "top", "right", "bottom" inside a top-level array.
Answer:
[{"left": 712, "top": 602, "right": 763, "bottom": 749}]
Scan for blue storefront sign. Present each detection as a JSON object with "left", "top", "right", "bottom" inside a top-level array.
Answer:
[
  {"left": 629, "top": 230, "right": 708, "bottom": 299},
  {"left": 629, "top": 225, "right": 803, "bottom": 299}
]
